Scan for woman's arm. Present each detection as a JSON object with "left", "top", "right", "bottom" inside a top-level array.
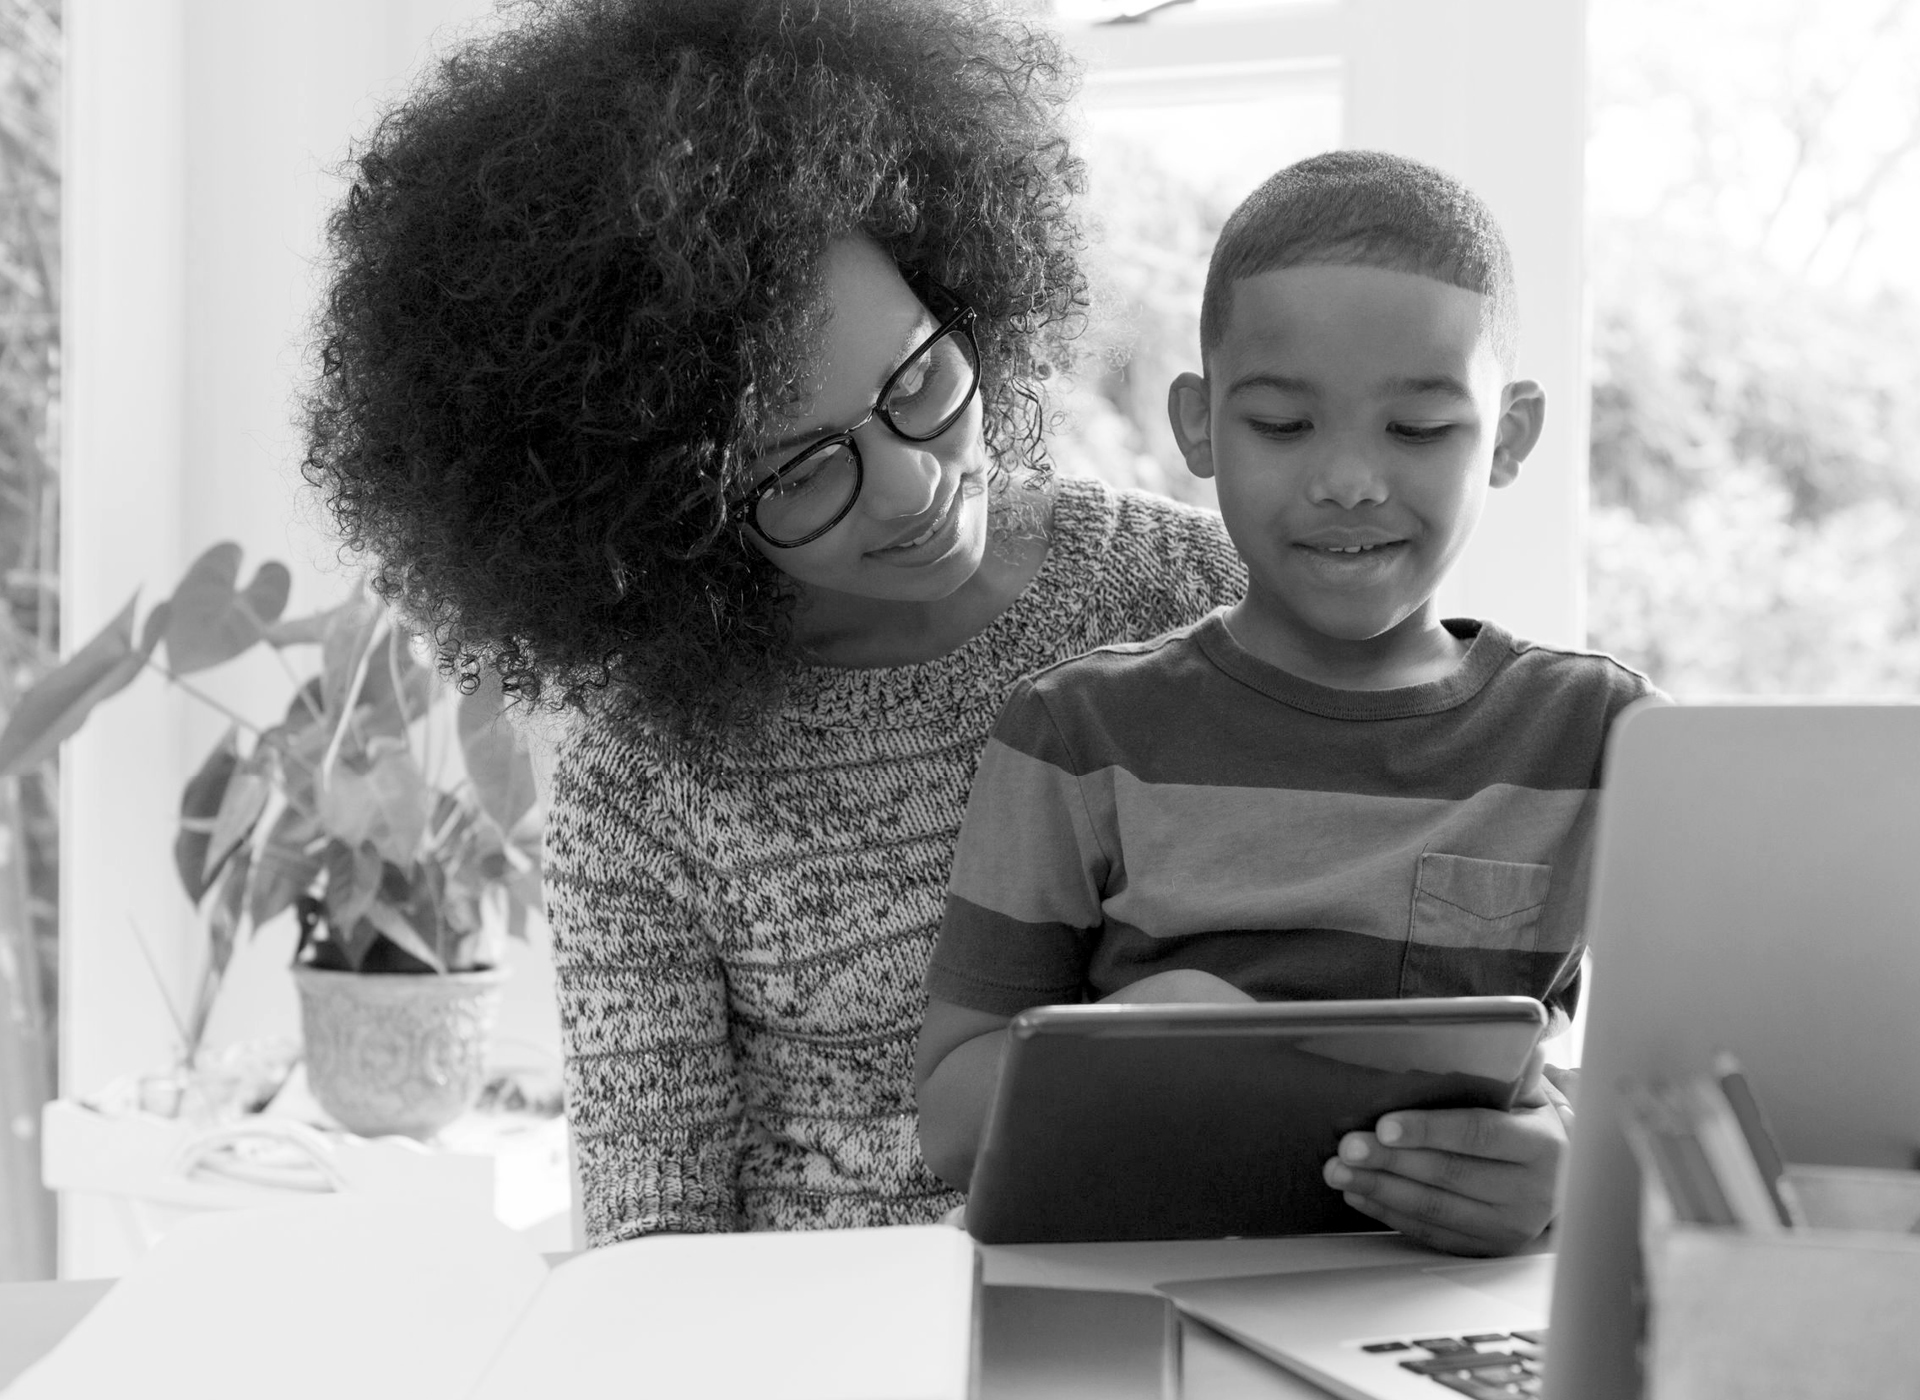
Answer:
[{"left": 545, "top": 734, "right": 743, "bottom": 1243}]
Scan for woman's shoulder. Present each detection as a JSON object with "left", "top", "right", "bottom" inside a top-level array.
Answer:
[
  {"left": 1046, "top": 476, "right": 1246, "bottom": 639},
  {"left": 548, "top": 698, "right": 705, "bottom": 823}
]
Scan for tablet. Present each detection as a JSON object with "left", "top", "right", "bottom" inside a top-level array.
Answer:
[{"left": 964, "top": 995, "right": 1548, "bottom": 1245}]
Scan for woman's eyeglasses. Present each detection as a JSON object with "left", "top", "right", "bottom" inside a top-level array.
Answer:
[{"left": 734, "top": 276, "right": 980, "bottom": 549}]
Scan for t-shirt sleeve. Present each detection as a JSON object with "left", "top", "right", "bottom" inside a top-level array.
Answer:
[
  {"left": 926, "top": 677, "right": 1108, "bottom": 1016},
  {"left": 544, "top": 729, "right": 743, "bottom": 1244}
]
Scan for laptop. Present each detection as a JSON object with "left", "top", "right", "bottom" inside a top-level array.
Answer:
[{"left": 1159, "top": 701, "right": 1920, "bottom": 1399}]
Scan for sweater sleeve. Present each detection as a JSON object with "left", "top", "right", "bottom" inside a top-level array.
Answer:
[{"left": 543, "top": 722, "right": 743, "bottom": 1243}]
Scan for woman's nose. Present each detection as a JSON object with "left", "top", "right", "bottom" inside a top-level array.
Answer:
[{"left": 855, "top": 428, "right": 943, "bottom": 518}]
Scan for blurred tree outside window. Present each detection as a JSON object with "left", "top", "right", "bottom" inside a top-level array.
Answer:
[
  {"left": 0, "top": 0, "right": 58, "bottom": 1281},
  {"left": 1588, "top": 0, "right": 1920, "bottom": 695}
]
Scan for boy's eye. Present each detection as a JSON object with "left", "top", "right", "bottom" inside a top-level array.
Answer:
[
  {"left": 1249, "top": 418, "right": 1310, "bottom": 440},
  {"left": 1389, "top": 423, "right": 1453, "bottom": 444}
]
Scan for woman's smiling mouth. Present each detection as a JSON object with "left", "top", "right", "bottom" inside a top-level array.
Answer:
[{"left": 872, "top": 482, "right": 963, "bottom": 557}]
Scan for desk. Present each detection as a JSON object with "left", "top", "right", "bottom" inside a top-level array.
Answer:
[{"left": 0, "top": 1234, "right": 1448, "bottom": 1398}]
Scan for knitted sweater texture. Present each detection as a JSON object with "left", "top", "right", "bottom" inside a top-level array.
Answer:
[{"left": 544, "top": 478, "right": 1246, "bottom": 1244}]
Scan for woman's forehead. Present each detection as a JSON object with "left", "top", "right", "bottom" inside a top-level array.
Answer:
[{"left": 788, "top": 238, "right": 935, "bottom": 410}]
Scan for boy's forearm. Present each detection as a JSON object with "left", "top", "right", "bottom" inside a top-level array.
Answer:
[{"left": 915, "top": 1028, "right": 1008, "bottom": 1192}]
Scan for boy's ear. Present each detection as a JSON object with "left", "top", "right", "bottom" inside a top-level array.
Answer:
[
  {"left": 1167, "top": 372, "right": 1216, "bottom": 480},
  {"left": 1490, "top": 380, "right": 1546, "bottom": 489}
]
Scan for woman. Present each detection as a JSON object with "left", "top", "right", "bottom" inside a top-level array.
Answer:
[{"left": 303, "top": 0, "right": 1244, "bottom": 1243}]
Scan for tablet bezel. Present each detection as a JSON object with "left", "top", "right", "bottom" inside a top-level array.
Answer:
[{"left": 965, "top": 995, "right": 1549, "bottom": 1245}]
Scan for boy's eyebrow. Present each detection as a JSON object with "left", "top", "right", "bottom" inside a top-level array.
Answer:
[
  {"left": 1378, "top": 374, "right": 1475, "bottom": 402},
  {"left": 1225, "top": 373, "right": 1320, "bottom": 397}
]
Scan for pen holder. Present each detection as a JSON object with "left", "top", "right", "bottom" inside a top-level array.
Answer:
[{"left": 1640, "top": 1164, "right": 1920, "bottom": 1399}]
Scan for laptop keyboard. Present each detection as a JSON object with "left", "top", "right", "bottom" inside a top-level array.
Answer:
[{"left": 1355, "top": 1329, "right": 1547, "bottom": 1397}]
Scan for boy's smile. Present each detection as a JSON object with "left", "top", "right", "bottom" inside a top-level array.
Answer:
[{"left": 1169, "top": 263, "right": 1544, "bottom": 689}]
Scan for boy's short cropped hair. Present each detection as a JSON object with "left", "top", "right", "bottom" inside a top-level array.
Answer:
[{"left": 1199, "top": 149, "right": 1518, "bottom": 369}]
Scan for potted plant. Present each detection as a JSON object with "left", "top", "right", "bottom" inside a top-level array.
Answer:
[{"left": 0, "top": 542, "right": 544, "bottom": 1138}]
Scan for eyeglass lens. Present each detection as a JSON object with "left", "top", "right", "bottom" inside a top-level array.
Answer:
[{"left": 752, "top": 316, "right": 979, "bottom": 546}]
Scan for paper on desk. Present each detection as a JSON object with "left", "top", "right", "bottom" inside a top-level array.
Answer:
[
  {"left": 3, "top": 1198, "right": 978, "bottom": 1400},
  {"left": 2, "top": 1197, "right": 548, "bottom": 1400},
  {"left": 471, "top": 1224, "right": 978, "bottom": 1400}
]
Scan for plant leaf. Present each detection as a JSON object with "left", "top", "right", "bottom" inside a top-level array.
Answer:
[
  {"left": 262, "top": 594, "right": 357, "bottom": 649},
  {"left": 320, "top": 587, "right": 382, "bottom": 720},
  {"left": 458, "top": 671, "right": 538, "bottom": 836},
  {"left": 138, "top": 600, "right": 175, "bottom": 657},
  {"left": 175, "top": 728, "right": 241, "bottom": 904},
  {"left": 0, "top": 593, "right": 144, "bottom": 777},
  {"left": 321, "top": 839, "right": 383, "bottom": 933},
  {"left": 249, "top": 807, "right": 325, "bottom": 930},
  {"left": 356, "top": 627, "right": 436, "bottom": 741},
  {"left": 207, "top": 847, "right": 251, "bottom": 975},
  {"left": 318, "top": 742, "right": 429, "bottom": 867},
  {"left": 362, "top": 901, "right": 447, "bottom": 974},
  {"left": 164, "top": 543, "right": 289, "bottom": 674},
  {"left": 202, "top": 744, "right": 273, "bottom": 882},
  {"left": 333, "top": 917, "right": 383, "bottom": 972}
]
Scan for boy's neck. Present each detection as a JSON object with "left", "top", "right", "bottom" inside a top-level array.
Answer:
[{"left": 1223, "top": 594, "right": 1470, "bottom": 691}]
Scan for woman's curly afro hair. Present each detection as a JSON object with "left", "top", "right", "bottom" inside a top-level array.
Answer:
[{"left": 303, "top": 0, "right": 1088, "bottom": 727}]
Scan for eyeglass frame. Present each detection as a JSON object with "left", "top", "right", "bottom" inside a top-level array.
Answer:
[{"left": 731, "top": 275, "right": 981, "bottom": 549}]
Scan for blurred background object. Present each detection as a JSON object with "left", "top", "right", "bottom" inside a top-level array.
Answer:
[
  {"left": 0, "top": 0, "right": 60, "bottom": 1283},
  {"left": 1584, "top": 0, "right": 1920, "bottom": 695}
]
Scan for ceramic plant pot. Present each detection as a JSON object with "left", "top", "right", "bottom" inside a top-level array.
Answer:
[{"left": 292, "top": 964, "right": 506, "bottom": 1139}]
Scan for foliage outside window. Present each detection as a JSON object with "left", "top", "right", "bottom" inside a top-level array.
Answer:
[
  {"left": 1586, "top": 0, "right": 1920, "bottom": 695},
  {"left": 0, "top": 0, "right": 60, "bottom": 1283}
]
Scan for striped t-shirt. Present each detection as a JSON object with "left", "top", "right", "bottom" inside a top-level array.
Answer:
[{"left": 928, "top": 611, "right": 1659, "bottom": 1025}]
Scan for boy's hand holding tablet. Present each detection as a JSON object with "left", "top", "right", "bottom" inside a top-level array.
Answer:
[
  {"left": 1325, "top": 1049, "right": 1573, "bottom": 1255},
  {"left": 916, "top": 151, "right": 1658, "bottom": 1255}
]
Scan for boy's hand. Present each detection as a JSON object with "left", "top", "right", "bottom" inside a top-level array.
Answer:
[{"left": 1320, "top": 1061, "right": 1575, "bottom": 1257}]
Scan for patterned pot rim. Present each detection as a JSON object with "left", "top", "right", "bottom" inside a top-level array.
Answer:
[{"left": 291, "top": 963, "right": 508, "bottom": 986}]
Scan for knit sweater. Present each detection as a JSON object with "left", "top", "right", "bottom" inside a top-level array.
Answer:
[{"left": 544, "top": 477, "right": 1246, "bottom": 1244}]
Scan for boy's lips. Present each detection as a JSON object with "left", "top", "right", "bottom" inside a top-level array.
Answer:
[
  {"left": 1294, "top": 529, "right": 1405, "bottom": 553},
  {"left": 1291, "top": 537, "right": 1409, "bottom": 582}
]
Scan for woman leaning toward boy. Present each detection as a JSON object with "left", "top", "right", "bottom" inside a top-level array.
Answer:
[{"left": 300, "top": 0, "right": 1245, "bottom": 1243}]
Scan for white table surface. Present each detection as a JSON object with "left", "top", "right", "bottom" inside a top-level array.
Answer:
[{"left": 2, "top": 1233, "right": 1469, "bottom": 1398}]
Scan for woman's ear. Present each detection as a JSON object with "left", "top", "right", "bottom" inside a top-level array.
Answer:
[
  {"left": 1167, "top": 372, "right": 1216, "bottom": 481},
  {"left": 1490, "top": 379, "right": 1546, "bottom": 489}
]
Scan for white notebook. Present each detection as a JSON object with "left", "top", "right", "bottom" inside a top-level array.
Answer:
[{"left": 5, "top": 1199, "right": 977, "bottom": 1400}]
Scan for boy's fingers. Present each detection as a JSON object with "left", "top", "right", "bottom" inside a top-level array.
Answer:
[
  {"left": 1374, "top": 1106, "right": 1549, "bottom": 1164},
  {"left": 1331, "top": 1167, "right": 1509, "bottom": 1242},
  {"left": 1330, "top": 1145, "right": 1531, "bottom": 1205},
  {"left": 1340, "top": 1193, "right": 1503, "bottom": 1259}
]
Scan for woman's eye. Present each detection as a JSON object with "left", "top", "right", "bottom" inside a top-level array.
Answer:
[
  {"left": 1390, "top": 423, "right": 1453, "bottom": 444},
  {"left": 1249, "top": 418, "right": 1309, "bottom": 440},
  {"left": 889, "top": 349, "right": 958, "bottom": 411}
]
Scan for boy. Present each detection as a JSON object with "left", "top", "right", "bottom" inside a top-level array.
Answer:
[{"left": 914, "top": 151, "right": 1659, "bottom": 1257}]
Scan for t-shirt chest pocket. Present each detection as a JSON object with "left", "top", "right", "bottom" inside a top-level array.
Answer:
[{"left": 1399, "top": 851, "right": 1554, "bottom": 999}]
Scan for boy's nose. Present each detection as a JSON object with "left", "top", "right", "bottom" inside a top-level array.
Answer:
[
  {"left": 1304, "top": 445, "right": 1390, "bottom": 509},
  {"left": 856, "top": 428, "right": 943, "bottom": 519}
]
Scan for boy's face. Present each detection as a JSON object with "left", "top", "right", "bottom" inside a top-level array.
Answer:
[{"left": 1169, "top": 264, "right": 1543, "bottom": 675}]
